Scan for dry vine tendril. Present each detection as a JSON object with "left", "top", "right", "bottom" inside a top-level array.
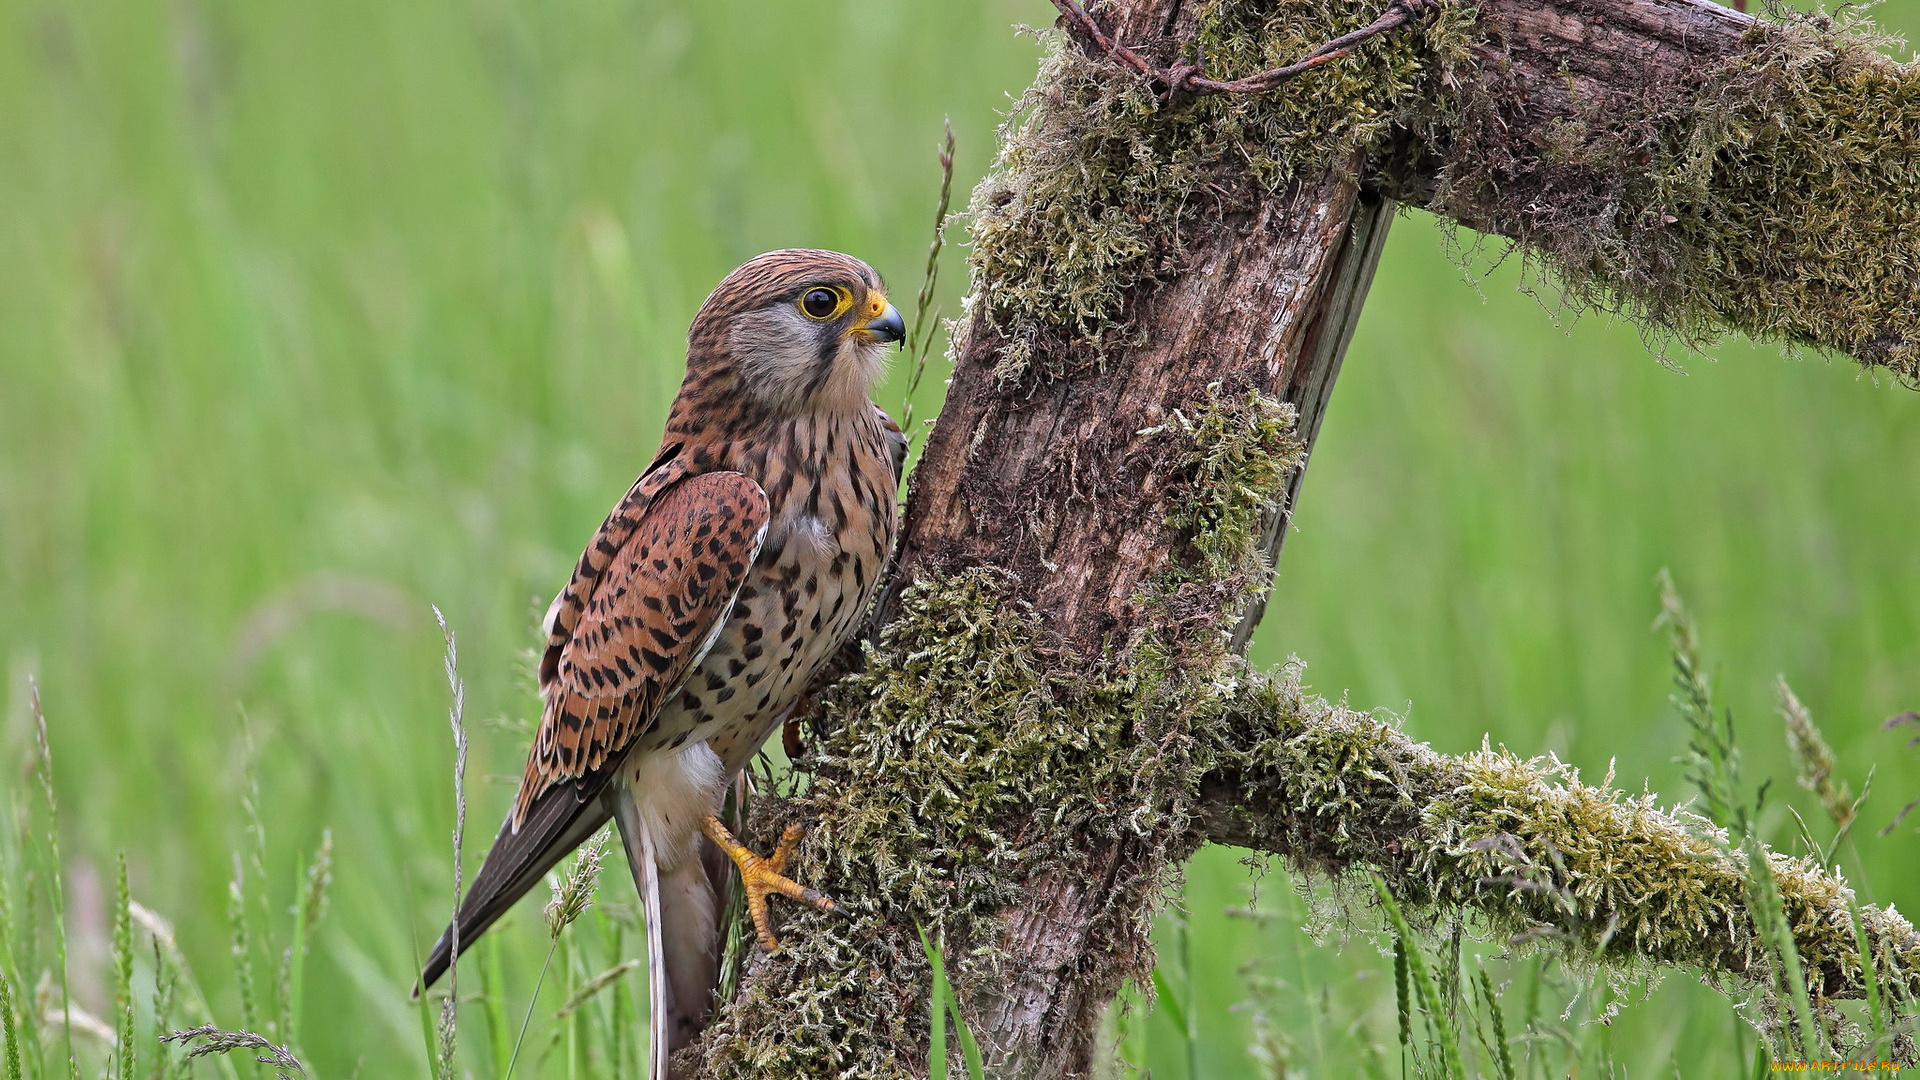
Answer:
[{"left": 1048, "top": 0, "right": 1441, "bottom": 103}]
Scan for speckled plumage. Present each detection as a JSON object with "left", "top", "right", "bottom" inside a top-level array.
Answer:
[{"left": 421, "top": 251, "right": 905, "bottom": 1066}]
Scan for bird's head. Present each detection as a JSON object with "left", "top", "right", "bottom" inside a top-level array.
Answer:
[{"left": 687, "top": 249, "right": 904, "bottom": 416}]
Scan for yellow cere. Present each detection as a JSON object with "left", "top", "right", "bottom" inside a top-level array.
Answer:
[{"left": 862, "top": 291, "right": 887, "bottom": 322}]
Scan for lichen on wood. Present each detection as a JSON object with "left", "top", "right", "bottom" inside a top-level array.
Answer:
[
  {"left": 1202, "top": 673, "right": 1920, "bottom": 1042},
  {"left": 975, "top": 0, "right": 1920, "bottom": 382},
  {"left": 697, "top": 561, "right": 1920, "bottom": 1073},
  {"left": 693, "top": 569, "right": 1208, "bottom": 1078},
  {"left": 967, "top": 0, "right": 1474, "bottom": 382},
  {"left": 1394, "top": 1, "right": 1920, "bottom": 376}
]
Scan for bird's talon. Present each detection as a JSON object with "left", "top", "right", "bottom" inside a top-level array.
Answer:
[
  {"left": 702, "top": 814, "right": 837, "bottom": 952},
  {"left": 765, "top": 822, "right": 806, "bottom": 875}
]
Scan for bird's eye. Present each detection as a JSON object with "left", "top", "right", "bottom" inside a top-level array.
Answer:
[{"left": 800, "top": 288, "right": 842, "bottom": 320}]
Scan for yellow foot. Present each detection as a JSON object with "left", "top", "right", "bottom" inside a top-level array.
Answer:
[{"left": 700, "top": 815, "right": 838, "bottom": 951}]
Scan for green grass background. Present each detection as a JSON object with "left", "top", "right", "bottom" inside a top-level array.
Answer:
[{"left": 1, "top": 0, "right": 1915, "bottom": 1074}]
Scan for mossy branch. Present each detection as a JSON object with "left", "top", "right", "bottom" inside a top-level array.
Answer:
[
  {"left": 1199, "top": 674, "right": 1920, "bottom": 1008},
  {"left": 696, "top": 571, "right": 1916, "bottom": 1076},
  {"left": 978, "top": 0, "right": 1920, "bottom": 382}
]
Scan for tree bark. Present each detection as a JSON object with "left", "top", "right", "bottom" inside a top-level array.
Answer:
[
  {"left": 886, "top": 168, "right": 1392, "bottom": 1074},
  {"left": 884, "top": 169, "right": 1388, "bottom": 655}
]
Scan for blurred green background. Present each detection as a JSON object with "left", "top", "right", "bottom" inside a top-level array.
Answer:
[{"left": 1, "top": 0, "right": 1915, "bottom": 1075}]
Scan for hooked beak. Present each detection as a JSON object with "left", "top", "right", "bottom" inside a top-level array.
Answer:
[{"left": 860, "top": 302, "right": 905, "bottom": 346}]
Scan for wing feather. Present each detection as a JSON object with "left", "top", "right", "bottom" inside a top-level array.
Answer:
[
  {"left": 538, "top": 443, "right": 687, "bottom": 690},
  {"left": 417, "top": 468, "right": 768, "bottom": 993},
  {"left": 517, "top": 469, "right": 769, "bottom": 825}
]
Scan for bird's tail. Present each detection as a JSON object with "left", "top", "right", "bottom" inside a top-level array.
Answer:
[{"left": 610, "top": 781, "right": 723, "bottom": 1080}]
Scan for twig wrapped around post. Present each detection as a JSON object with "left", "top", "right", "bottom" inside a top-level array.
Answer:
[{"left": 1049, "top": 0, "right": 1440, "bottom": 102}]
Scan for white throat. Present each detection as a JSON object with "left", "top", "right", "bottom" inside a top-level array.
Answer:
[{"left": 728, "top": 306, "right": 888, "bottom": 415}]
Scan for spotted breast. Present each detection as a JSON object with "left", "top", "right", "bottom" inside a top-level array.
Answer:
[{"left": 640, "top": 403, "right": 903, "bottom": 772}]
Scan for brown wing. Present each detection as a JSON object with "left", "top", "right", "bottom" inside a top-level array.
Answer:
[
  {"left": 418, "top": 469, "right": 768, "bottom": 995},
  {"left": 538, "top": 442, "right": 688, "bottom": 692},
  {"left": 517, "top": 469, "right": 769, "bottom": 825}
]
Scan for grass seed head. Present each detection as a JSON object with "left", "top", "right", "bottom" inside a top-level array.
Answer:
[{"left": 545, "top": 831, "right": 610, "bottom": 940}]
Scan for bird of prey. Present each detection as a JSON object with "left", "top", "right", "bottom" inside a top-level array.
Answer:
[{"left": 418, "top": 249, "right": 906, "bottom": 1077}]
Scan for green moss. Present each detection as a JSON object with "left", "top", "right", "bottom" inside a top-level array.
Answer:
[
  {"left": 1426, "top": 6, "right": 1920, "bottom": 376},
  {"left": 1162, "top": 386, "right": 1303, "bottom": 587},
  {"left": 1205, "top": 676, "right": 1920, "bottom": 1048},
  {"left": 694, "top": 372, "right": 1317, "bottom": 1076},
  {"left": 969, "top": 0, "right": 1920, "bottom": 386},
  {"left": 695, "top": 570, "right": 1212, "bottom": 1077},
  {"left": 967, "top": 0, "right": 1476, "bottom": 382},
  {"left": 696, "top": 562, "right": 1920, "bottom": 1071}
]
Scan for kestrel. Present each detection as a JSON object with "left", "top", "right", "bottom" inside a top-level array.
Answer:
[{"left": 418, "top": 250, "right": 905, "bottom": 1076}]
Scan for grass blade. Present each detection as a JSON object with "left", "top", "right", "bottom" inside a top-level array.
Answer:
[
  {"left": 1372, "top": 874, "right": 1466, "bottom": 1080},
  {"left": 30, "top": 679, "right": 80, "bottom": 1080},
  {"left": 918, "top": 926, "right": 950, "bottom": 1080},
  {"left": 0, "top": 972, "right": 21, "bottom": 1080},
  {"left": 1847, "top": 894, "right": 1889, "bottom": 1060},
  {"left": 480, "top": 937, "right": 512, "bottom": 1078},
  {"left": 114, "top": 853, "right": 135, "bottom": 1080},
  {"left": 1149, "top": 967, "right": 1191, "bottom": 1051},
  {"left": 405, "top": 869, "right": 441, "bottom": 1075},
  {"left": 955, "top": 1014, "right": 986, "bottom": 1080},
  {"left": 899, "top": 117, "right": 957, "bottom": 450},
  {"left": 918, "top": 926, "right": 984, "bottom": 1080}
]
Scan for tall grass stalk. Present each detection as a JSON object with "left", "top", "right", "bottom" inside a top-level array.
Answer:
[
  {"left": 502, "top": 946, "right": 555, "bottom": 1080},
  {"left": 1, "top": 971, "right": 21, "bottom": 1080},
  {"left": 1472, "top": 961, "right": 1513, "bottom": 1080},
  {"left": 112, "top": 854, "right": 134, "bottom": 1080},
  {"left": 899, "top": 117, "right": 956, "bottom": 450},
  {"left": 28, "top": 679, "right": 78, "bottom": 1080},
  {"left": 433, "top": 607, "right": 469, "bottom": 1080},
  {"left": 1658, "top": 571, "right": 1822, "bottom": 1059},
  {"left": 504, "top": 832, "right": 607, "bottom": 1080},
  {"left": 227, "top": 858, "right": 260, "bottom": 1040},
  {"left": 281, "top": 830, "right": 332, "bottom": 1057},
  {"left": 234, "top": 712, "right": 277, "bottom": 1039},
  {"left": 1372, "top": 874, "right": 1465, "bottom": 1080},
  {"left": 147, "top": 928, "right": 184, "bottom": 1080},
  {"left": 0, "top": 828, "right": 20, "bottom": 1074}
]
